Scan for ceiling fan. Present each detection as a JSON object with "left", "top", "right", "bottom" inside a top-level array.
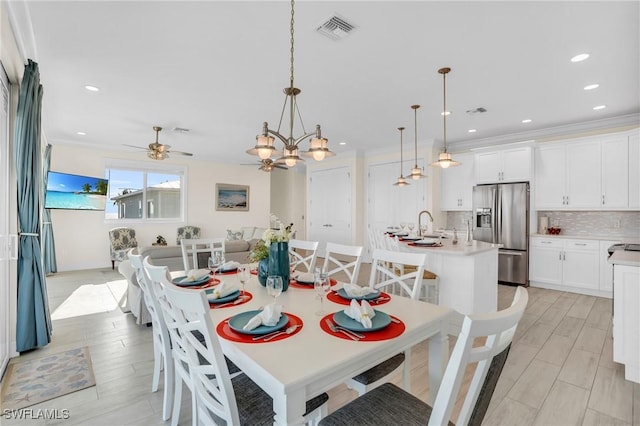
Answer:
[
  {"left": 242, "top": 159, "right": 288, "bottom": 172},
  {"left": 124, "top": 126, "right": 193, "bottom": 160}
]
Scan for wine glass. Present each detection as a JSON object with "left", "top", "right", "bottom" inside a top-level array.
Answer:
[
  {"left": 407, "top": 222, "right": 415, "bottom": 236},
  {"left": 314, "top": 270, "right": 330, "bottom": 316},
  {"left": 266, "top": 276, "right": 283, "bottom": 303},
  {"left": 237, "top": 264, "right": 250, "bottom": 298},
  {"left": 399, "top": 222, "right": 406, "bottom": 233},
  {"left": 208, "top": 251, "right": 224, "bottom": 277}
]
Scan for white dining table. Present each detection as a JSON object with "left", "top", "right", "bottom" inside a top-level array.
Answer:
[{"left": 202, "top": 271, "right": 454, "bottom": 425}]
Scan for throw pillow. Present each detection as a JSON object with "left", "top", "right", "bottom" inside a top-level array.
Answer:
[
  {"left": 240, "top": 226, "right": 255, "bottom": 241},
  {"left": 226, "top": 229, "right": 243, "bottom": 241}
]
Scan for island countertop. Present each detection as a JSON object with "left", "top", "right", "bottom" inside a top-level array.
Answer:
[
  {"left": 400, "top": 238, "right": 501, "bottom": 256},
  {"left": 609, "top": 250, "right": 640, "bottom": 267}
]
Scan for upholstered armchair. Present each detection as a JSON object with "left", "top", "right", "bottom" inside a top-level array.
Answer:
[
  {"left": 109, "top": 227, "right": 138, "bottom": 269},
  {"left": 176, "top": 225, "right": 201, "bottom": 245}
]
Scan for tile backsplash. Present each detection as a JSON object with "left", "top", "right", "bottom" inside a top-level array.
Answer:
[{"left": 446, "top": 210, "right": 640, "bottom": 239}]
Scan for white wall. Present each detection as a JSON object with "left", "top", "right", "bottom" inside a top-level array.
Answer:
[
  {"left": 270, "top": 168, "right": 306, "bottom": 239},
  {"left": 49, "top": 144, "right": 271, "bottom": 271}
]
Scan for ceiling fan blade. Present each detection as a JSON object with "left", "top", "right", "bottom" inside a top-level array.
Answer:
[
  {"left": 169, "top": 150, "right": 193, "bottom": 156},
  {"left": 123, "top": 144, "right": 149, "bottom": 151},
  {"left": 274, "top": 165, "right": 288, "bottom": 169}
]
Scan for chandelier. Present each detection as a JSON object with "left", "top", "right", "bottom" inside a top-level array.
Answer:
[
  {"left": 393, "top": 127, "right": 410, "bottom": 187},
  {"left": 247, "top": 0, "right": 333, "bottom": 167},
  {"left": 430, "top": 67, "right": 460, "bottom": 168},
  {"left": 408, "top": 105, "right": 426, "bottom": 179}
]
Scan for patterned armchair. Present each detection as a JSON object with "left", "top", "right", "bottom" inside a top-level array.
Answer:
[
  {"left": 176, "top": 225, "right": 201, "bottom": 245},
  {"left": 109, "top": 228, "right": 138, "bottom": 269}
]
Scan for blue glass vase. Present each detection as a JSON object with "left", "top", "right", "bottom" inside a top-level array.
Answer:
[
  {"left": 268, "top": 241, "right": 290, "bottom": 291},
  {"left": 258, "top": 258, "right": 269, "bottom": 286}
]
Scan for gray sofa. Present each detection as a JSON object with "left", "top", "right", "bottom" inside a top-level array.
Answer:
[{"left": 137, "top": 239, "right": 258, "bottom": 271}]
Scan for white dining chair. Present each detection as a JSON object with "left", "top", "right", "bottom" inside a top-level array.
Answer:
[
  {"left": 129, "top": 250, "right": 174, "bottom": 421},
  {"left": 289, "top": 239, "right": 319, "bottom": 272},
  {"left": 387, "top": 234, "right": 439, "bottom": 304},
  {"left": 344, "top": 249, "right": 428, "bottom": 397},
  {"left": 319, "top": 287, "right": 529, "bottom": 426},
  {"left": 180, "top": 237, "right": 225, "bottom": 271},
  {"left": 162, "top": 281, "right": 330, "bottom": 426},
  {"left": 144, "top": 258, "right": 198, "bottom": 426},
  {"left": 321, "top": 242, "right": 363, "bottom": 285}
]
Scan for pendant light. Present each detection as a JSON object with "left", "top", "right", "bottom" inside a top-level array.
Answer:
[
  {"left": 431, "top": 67, "right": 460, "bottom": 168},
  {"left": 247, "top": 0, "right": 334, "bottom": 168},
  {"left": 409, "top": 105, "right": 427, "bottom": 179},
  {"left": 393, "top": 127, "right": 410, "bottom": 187}
]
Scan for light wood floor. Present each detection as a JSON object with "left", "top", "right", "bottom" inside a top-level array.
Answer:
[{"left": 2, "top": 267, "right": 639, "bottom": 425}]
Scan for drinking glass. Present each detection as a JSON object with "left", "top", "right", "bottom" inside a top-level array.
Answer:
[
  {"left": 314, "top": 270, "right": 330, "bottom": 315},
  {"left": 407, "top": 222, "right": 415, "bottom": 235},
  {"left": 266, "top": 276, "right": 283, "bottom": 303},
  {"left": 207, "top": 255, "right": 220, "bottom": 275},
  {"left": 399, "top": 222, "right": 406, "bottom": 233},
  {"left": 237, "top": 264, "right": 250, "bottom": 297}
]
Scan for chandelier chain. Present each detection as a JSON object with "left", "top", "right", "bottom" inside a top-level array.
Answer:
[{"left": 289, "top": 0, "right": 295, "bottom": 88}]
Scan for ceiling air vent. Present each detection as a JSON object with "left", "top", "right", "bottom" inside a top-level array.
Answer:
[
  {"left": 316, "top": 14, "right": 356, "bottom": 41},
  {"left": 466, "top": 107, "right": 487, "bottom": 115}
]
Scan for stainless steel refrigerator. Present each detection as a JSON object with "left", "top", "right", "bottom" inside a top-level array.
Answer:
[{"left": 472, "top": 182, "right": 529, "bottom": 286}]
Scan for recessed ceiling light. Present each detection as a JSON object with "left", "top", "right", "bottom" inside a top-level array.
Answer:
[
  {"left": 571, "top": 53, "right": 590, "bottom": 63},
  {"left": 593, "top": 105, "right": 607, "bottom": 110},
  {"left": 521, "top": 119, "right": 532, "bottom": 124},
  {"left": 76, "top": 131, "right": 87, "bottom": 136},
  {"left": 468, "top": 129, "right": 477, "bottom": 133},
  {"left": 338, "top": 142, "right": 347, "bottom": 145},
  {"left": 440, "top": 111, "right": 451, "bottom": 116},
  {"left": 84, "top": 85, "right": 100, "bottom": 92},
  {"left": 584, "top": 84, "right": 599, "bottom": 91}
]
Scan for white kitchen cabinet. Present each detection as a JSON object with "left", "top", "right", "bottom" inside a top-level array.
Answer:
[
  {"left": 601, "top": 136, "right": 629, "bottom": 208},
  {"left": 475, "top": 147, "right": 531, "bottom": 184},
  {"left": 599, "top": 240, "right": 620, "bottom": 292},
  {"left": 612, "top": 261, "right": 640, "bottom": 383},
  {"left": 440, "top": 152, "right": 474, "bottom": 211},
  {"left": 629, "top": 132, "right": 640, "bottom": 209},
  {"left": 530, "top": 237, "right": 604, "bottom": 294},
  {"left": 565, "top": 140, "right": 602, "bottom": 208}
]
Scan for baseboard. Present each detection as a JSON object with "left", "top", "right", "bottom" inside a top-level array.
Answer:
[{"left": 530, "top": 281, "right": 612, "bottom": 299}]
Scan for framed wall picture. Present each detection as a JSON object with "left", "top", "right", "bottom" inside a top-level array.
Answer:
[{"left": 215, "top": 183, "right": 249, "bottom": 211}]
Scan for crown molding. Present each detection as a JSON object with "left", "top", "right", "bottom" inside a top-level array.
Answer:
[
  {"left": 448, "top": 113, "right": 640, "bottom": 153},
  {"left": 5, "top": 0, "right": 37, "bottom": 63}
]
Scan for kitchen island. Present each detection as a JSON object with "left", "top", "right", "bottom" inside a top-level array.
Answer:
[
  {"left": 609, "top": 249, "right": 640, "bottom": 384},
  {"left": 399, "top": 238, "right": 500, "bottom": 318}
]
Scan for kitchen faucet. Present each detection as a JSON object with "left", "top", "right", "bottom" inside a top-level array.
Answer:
[{"left": 418, "top": 210, "right": 434, "bottom": 236}]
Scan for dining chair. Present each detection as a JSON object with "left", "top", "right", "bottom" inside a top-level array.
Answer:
[
  {"left": 108, "top": 227, "right": 138, "bottom": 269},
  {"left": 319, "top": 286, "right": 529, "bottom": 426},
  {"left": 162, "top": 281, "right": 330, "bottom": 426},
  {"left": 344, "top": 249, "right": 428, "bottom": 397},
  {"left": 128, "top": 250, "right": 174, "bottom": 421},
  {"left": 321, "top": 242, "right": 363, "bottom": 285},
  {"left": 144, "top": 258, "right": 197, "bottom": 426},
  {"left": 288, "top": 239, "right": 319, "bottom": 272},
  {"left": 387, "top": 234, "right": 439, "bottom": 304},
  {"left": 180, "top": 237, "right": 225, "bottom": 271}
]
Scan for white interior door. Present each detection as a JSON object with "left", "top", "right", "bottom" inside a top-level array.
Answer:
[
  {"left": 0, "top": 64, "right": 11, "bottom": 377},
  {"left": 307, "top": 167, "right": 352, "bottom": 253}
]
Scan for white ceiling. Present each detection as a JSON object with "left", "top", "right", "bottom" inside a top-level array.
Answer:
[{"left": 11, "top": 1, "right": 640, "bottom": 167}]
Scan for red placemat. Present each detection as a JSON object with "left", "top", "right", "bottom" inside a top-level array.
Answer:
[
  {"left": 209, "top": 291, "right": 253, "bottom": 309},
  {"left": 175, "top": 277, "right": 221, "bottom": 290},
  {"left": 327, "top": 291, "right": 391, "bottom": 306},
  {"left": 407, "top": 242, "right": 443, "bottom": 248},
  {"left": 289, "top": 278, "right": 337, "bottom": 290},
  {"left": 250, "top": 269, "right": 258, "bottom": 275},
  {"left": 319, "top": 313, "right": 405, "bottom": 341},
  {"left": 216, "top": 312, "right": 303, "bottom": 343}
]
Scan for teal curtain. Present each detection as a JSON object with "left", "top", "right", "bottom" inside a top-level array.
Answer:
[
  {"left": 14, "top": 60, "right": 52, "bottom": 352},
  {"left": 42, "top": 144, "right": 57, "bottom": 274}
]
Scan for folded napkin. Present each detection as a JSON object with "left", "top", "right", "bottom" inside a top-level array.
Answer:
[
  {"left": 344, "top": 299, "right": 375, "bottom": 328},
  {"left": 220, "top": 260, "right": 240, "bottom": 271},
  {"left": 342, "top": 283, "right": 377, "bottom": 298},
  {"left": 181, "top": 269, "right": 210, "bottom": 282},
  {"left": 243, "top": 304, "right": 283, "bottom": 331},
  {"left": 294, "top": 272, "right": 315, "bottom": 283},
  {"left": 206, "top": 281, "right": 239, "bottom": 300}
]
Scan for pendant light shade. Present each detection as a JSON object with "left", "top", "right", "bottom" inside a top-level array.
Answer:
[
  {"left": 431, "top": 67, "right": 460, "bottom": 168},
  {"left": 409, "top": 105, "right": 427, "bottom": 179},
  {"left": 393, "top": 127, "right": 410, "bottom": 187}
]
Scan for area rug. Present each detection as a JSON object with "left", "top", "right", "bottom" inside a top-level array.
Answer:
[{"left": 1, "top": 347, "right": 95, "bottom": 410}]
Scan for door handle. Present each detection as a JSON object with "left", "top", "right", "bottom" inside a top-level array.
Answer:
[
  {"left": 500, "top": 251, "right": 523, "bottom": 256},
  {"left": 602, "top": 195, "right": 605, "bottom": 205},
  {"left": 558, "top": 252, "right": 562, "bottom": 261}
]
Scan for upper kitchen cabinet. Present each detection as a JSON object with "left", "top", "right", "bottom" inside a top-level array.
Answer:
[
  {"left": 440, "top": 152, "right": 474, "bottom": 211},
  {"left": 475, "top": 146, "right": 531, "bottom": 184},
  {"left": 535, "top": 130, "right": 639, "bottom": 210},
  {"left": 629, "top": 132, "right": 640, "bottom": 209}
]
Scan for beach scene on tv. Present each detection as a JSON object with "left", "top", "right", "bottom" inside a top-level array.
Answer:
[{"left": 45, "top": 171, "right": 109, "bottom": 210}]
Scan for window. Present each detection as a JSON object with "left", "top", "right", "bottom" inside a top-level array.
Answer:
[{"left": 104, "top": 161, "right": 186, "bottom": 222}]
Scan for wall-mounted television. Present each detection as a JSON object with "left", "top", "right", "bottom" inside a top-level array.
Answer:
[{"left": 45, "top": 171, "right": 109, "bottom": 211}]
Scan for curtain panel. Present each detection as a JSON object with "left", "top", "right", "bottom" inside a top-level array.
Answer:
[
  {"left": 42, "top": 144, "right": 57, "bottom": 274},
  {"left": 14, "top": 60, "right": 52, "bottom": 352}
]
